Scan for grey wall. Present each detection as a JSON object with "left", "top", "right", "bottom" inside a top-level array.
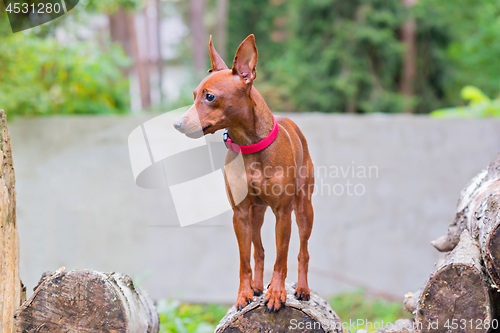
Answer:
[{"left": 9, "top": 114, "right": 500, "bottom": 303}]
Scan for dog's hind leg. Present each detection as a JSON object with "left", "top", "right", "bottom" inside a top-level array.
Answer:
[
  {"left": 294, "top": 160, "right": 314, "bottom": 301},
  {"left": 250, "top": 205, "right": 267, "bottom": 296}
]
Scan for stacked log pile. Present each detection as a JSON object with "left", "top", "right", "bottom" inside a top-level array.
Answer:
[{"left": 403, "top": 154, "right": 500, "bottom": 333}]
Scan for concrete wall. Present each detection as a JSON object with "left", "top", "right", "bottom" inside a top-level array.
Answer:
[{"left": 9, "top": 114, "right": 500, "bottom": 303}]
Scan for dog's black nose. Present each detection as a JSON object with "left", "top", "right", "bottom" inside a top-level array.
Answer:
[{"left": 173, "top": 119, "right": 183, "bottom": 131}]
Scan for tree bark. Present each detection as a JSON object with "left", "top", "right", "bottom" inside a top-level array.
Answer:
[
  {"left": 190, "top": 0, "right": 207, "bottom": 77},
  {"left": 215, "top": 0, "right": 228, "bottom": 62},
  {"left": 14, "top": 268, "right": 159, "bottom": 333},
  {"left": 156, "top": 0, "right": 163, "bottom": 104},
  {"left": 478, "top": 194, "right": 500, "bottom": 288},
  {"left": 214, "top": 281, "right": 342, "bottom": 333},
  {"left": 406, "top": 230, "right": 500, "bottom": 333},
  {"left": 109, "top": 7, "right": 151, "bottom": 109},
  {"left": 0, "top": 110, "right": 25, "bottom": 333},
  {"left": 127, "top": 12, "right": 151, "bottom": 110},
  {"left": 400, "top": 0, "right": 418, "bottom": 113}
]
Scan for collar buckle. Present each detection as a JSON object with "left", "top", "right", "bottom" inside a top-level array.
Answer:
[{"left": 223, "top": 130, "right": 229, "bottom": 149}]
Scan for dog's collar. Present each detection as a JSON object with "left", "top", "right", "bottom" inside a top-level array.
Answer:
[{"left": 223, "top": 116, "right": 279, "bottom": 154}]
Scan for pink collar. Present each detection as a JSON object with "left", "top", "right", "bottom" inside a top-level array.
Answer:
[{"left": 223, "top": 116, "right": 279, "bottom": 154}]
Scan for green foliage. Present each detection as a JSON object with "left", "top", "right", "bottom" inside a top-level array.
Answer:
[
  {"left": 229, "top": 0, "right": 408, "bottom": 113},
  {"left": 329, "top": 289, "right": 412, "bottom": 330},
  {"left": 416, "top": 0, "right": 500, "bottom": 101},
  {"left": 157, "top": 300, "right": 228, "bottom": 333},
  {"left": 226, "top": 0, "right": 500, "bottom": 114},
  {"left": 0, "top": 13, "right": 131, "bottom": 116},
  {"left": 431, "top": 86, "right": 500, "bottom": 118}
]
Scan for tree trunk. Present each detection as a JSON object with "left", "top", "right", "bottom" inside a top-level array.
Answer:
[
  {"left": 400, "top": 0, "right": 418, "bottom": 113},
  {"left": 127, "top": 12, "right": 151, "bottom": 110},
  {"left": 0, "top": 110, "right": 25, "bottom": 333},
  {"left": 214, "top": 281, "right": 342, "bottom": 333},
  {"left": 406, "top": 230, "right": 500, "bottom": 333},
  {"left": 109, "top": 7, "right": 151, "bottom": 109},
  {"left": 190, "top": 0, "right": 207, "bottom": 77},
  {"left": 14, "top": 268, "right": 159, "bottom": 333},
  {"left": 156, "top": 0, "right": 163, "bottom": 104},
  {"left": 215, "top": 0, "right": 228, "bottom": 62}
]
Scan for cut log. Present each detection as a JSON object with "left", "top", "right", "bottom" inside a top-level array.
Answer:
[
  {"left": 474, "top": 194, "right": 500, "bottom": 288},
  {"left": 414, "top": 230, "right": 499, "bottom": 333},
  {"left": 432, "top": 154, "right": 500, "bottom": 252},
  {"left": 0, "top": 110, "right": 25, "bottom": 333},
  {"left": 214, "top": 281, "right": 342, "bottom": 333},
  {"left": 14, "top": 267, "right": 159, "bottom": 333}
]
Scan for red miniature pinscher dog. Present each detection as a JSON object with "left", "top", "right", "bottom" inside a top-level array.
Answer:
[{"left": 174, "top": 34, "right": 314, "bottom": 312}]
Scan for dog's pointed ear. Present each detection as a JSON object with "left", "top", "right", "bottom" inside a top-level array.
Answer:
[
  {"left": 208, "top": 35, "right": 228, "bottom": 73},
  {"left": 232, "top": 34, "right": 258, "bottom": 84}
]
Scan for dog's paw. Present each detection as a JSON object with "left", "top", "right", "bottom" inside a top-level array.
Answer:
[
  {"left": 294, "top": 284, "right": 310, "bottom": 301},
  {"left": 251, "top": 282, "right": 264, "bottom": 296},
  {"left": 264, "top": 281, "right": 287, "bottom": 312},
  {"left": 235, "top": 288, "right": 254, "bottom": 311}
]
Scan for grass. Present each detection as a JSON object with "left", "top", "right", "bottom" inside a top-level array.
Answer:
[
  {"left": 329, "top": 289, "right": 412, "bottom": 331},
  {"left": 156, "top": 289, "right": 412, "bottom": 333},
  {"left": 157, "top": 299, "right": 228, "bottom": 333}
]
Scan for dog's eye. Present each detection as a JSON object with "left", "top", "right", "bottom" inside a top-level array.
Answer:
[{"left": 205, "top": 93, "right": 215, "bottom": 102}]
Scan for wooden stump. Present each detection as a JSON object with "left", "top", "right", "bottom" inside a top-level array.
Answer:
[
  {"left": 0, "top": 110, "right": 25, "bottom": 333},
  {"left": 214, "top": 281, "right": 342, "bottom": 333},
  {"left": 14, "top": 267, "right": 159, "bottom": 333},
  {"left": 406, "top": 230, "right": 499, "bottom": 333}
]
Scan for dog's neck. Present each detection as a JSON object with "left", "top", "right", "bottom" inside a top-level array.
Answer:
[{"left": 227, "top": 87, "right": 274, "bottom": 147}]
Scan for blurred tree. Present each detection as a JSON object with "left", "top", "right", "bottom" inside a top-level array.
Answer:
[
  {"left": 106, "top": 1, "right": 152, "bottom": 109},
  {"left": 416, "top": 0, "right": 500, "bottom": 102},
  {"left": 0, "top": 2, "right": 131, "bottom": 116},
  {"left": 190, "top": 0, "right": 208, "bottom": 77},
  {"left": 156, "top": 0, "right": 164, "bottom": 104},
  {"left": 400, "top": 0, "right": 418, "bottom": 113},
  {"left": 0, "top": 33, "right": 131, "bottom": 116},
  {"left": 228, "top": 0, "right": 408, "bottom": 113},
  {"left": 215, "top": 0, "right": 229, "bottom": 61},
  {"left": 225, "top": 0, "right": 500, "bottom": 114}
]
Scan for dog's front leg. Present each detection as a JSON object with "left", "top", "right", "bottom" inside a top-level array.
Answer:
[
  {"left": 265, "top": 207, "right": 293, "bottom": 312},
  {"left": 233, "top": 207, "right": 254, "bottom": 311}
]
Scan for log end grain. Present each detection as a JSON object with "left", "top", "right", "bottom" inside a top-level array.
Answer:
[
  {"left": 14, "top": 268, "right": 159, "bottom": 333},
  {"left": 416, "top": 263, "right": 491, "bottom": 333}
]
